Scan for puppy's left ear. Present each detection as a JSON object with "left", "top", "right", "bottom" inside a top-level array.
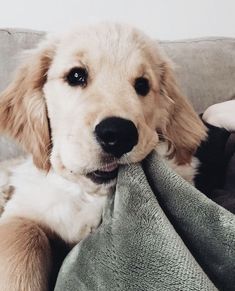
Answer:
[
  {"left": 0, "top": 40, "right": 56, "bottom": 171},
  {"left": 160, "top": 61, "right": 207, "bottom": 164}
]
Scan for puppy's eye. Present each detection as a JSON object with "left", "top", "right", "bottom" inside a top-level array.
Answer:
[
  {"left": 134, "top": 77, "right": 150, "bottom": 96},
  {"left": 66, "top": 67, "right": 88, "bottom": 87}
]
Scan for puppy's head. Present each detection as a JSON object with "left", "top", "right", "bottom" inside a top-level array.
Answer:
[{"left": 0, "top": 23, "right": 206, "bottom": 194}]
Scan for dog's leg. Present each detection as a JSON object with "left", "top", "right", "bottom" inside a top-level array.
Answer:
[{"left": 0, "top": 217, "right": 52, "bottom": 291}]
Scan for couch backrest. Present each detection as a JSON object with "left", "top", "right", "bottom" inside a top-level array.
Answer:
[
  {"left": 0, "top": 28, "right": 235, "bottom": 160},
  {"left": 161, "top": 38, "right": 235, "bottom": 112},
  {"left": 1, "top": 29, "right": 235, "bottom": 111}
]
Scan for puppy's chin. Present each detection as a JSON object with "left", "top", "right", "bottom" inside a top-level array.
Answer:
[
  {"left": 72, "top": 174, "right": 116, "bottom": 196},
  {"left": 50, "top": 154, "right": 116, "bottom": 196}
]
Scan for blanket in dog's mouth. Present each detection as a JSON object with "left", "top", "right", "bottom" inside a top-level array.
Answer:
[{"left": 55, "top": 151, "right": 235, "bottom": 291}]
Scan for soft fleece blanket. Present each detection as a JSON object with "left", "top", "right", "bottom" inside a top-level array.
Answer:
[{"left": 54, "top": 152, "right": 235, "bottom": 291}]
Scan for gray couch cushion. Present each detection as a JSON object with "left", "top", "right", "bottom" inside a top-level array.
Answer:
[
  {"left": 0, "top": 29, "right": 235, "bottom": 160},
  {"left": 0, "top": 29, "right": 44, "bottom": 91},
  {"left": 161, "top": 38, "right": 235, "bottom": 113}
]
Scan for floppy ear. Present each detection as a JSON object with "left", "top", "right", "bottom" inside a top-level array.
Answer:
[
  {"left": 0, "top": 41, "right": 55, "bottom": 171},
  {"left": 160, "top": 62, "right": 207, "bottom": 164}
]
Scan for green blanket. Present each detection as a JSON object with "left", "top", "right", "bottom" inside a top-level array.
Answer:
[{"left": 54, "top": 152, "right": 235, "bottom": 291}]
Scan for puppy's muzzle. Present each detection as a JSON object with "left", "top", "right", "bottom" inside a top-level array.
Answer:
[{"left": 95, "top": 117, "right": 138, "bottom": 158}]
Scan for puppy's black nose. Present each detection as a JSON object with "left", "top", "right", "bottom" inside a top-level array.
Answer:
[{"left": 95, "top": 117, "right": 138, "bottom": 158}]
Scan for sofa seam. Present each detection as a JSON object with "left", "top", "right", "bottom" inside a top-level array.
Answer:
[
  {"left": 0, "top": 28, "right": 44, "bottom": 36},
  {"left": 160, "top": 38, "right": 235, "bottom": 44},
  {"left": 0, "top": 29, "right": 235, "bottom": 44}
]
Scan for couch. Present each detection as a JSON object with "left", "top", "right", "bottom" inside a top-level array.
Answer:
[
  {"left": 1, "top": 29, "right": 235, "bottom": 291},
  {"left": 1, "top": 29, "right": 235, "bottom": 161}
]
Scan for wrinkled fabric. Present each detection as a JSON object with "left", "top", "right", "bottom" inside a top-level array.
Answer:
[{"left": 55, "top": 152, "right": 235, "bottom": 291}]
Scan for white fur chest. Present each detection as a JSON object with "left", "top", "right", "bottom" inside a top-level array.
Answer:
[{"left": 1, "top": 159, "right": 107, "bottom": 243}]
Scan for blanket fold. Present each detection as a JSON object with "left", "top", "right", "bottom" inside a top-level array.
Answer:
[{"left": 55, "top": 152, "right": 235, "bottom": 291}]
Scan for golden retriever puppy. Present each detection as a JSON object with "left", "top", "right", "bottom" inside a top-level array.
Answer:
[{"left": 0, "top": 23, "right": 206, "bottom": 290}]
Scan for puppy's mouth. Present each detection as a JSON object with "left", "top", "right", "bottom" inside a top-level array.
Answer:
[{"left": 86, "top": 162, "right": 119, "bottom": 184}]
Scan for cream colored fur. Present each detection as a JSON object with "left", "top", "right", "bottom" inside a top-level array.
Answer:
[{"left": 0, "top": 23, "right": 206, "bottom": 290}]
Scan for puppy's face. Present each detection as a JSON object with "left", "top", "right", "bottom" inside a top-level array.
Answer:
[
  {"left": 45, "top": 25, "right": 163, "bottom": 190},
  {"left": 0, "top": 23, "right": 206, "bottom": 195}
]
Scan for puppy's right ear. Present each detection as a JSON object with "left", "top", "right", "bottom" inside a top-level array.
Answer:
[{"left": 0, "top": 39, "right": 56, "bottom": 171}]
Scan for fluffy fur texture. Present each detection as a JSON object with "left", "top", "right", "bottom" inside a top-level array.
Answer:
[
  {"left": 0, "top": 217, "right": 51, "bottom": 291},
  {"left": 0, "top": 23, "right": 206, "bottom": 290}
]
